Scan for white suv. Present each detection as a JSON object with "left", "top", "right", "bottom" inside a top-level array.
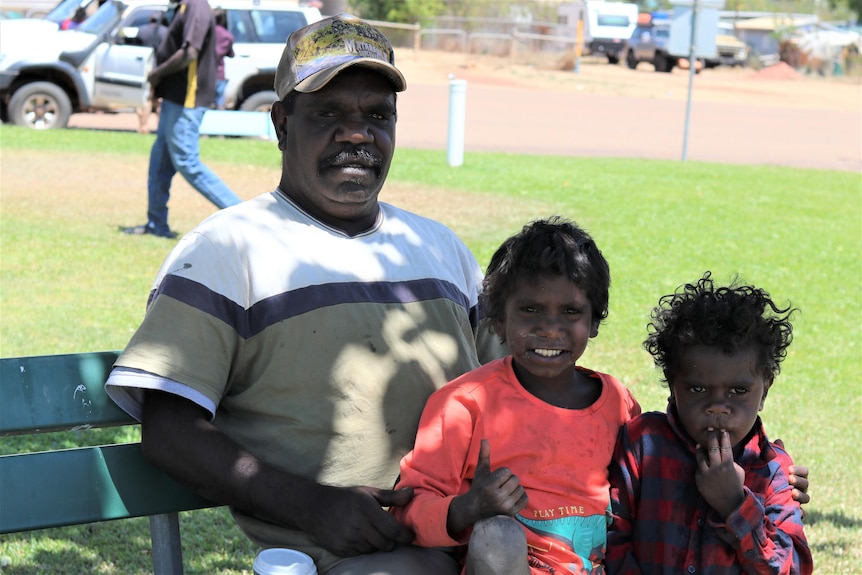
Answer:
[{"left": 0, "top": 0, "right": 321, "bottom": 128}]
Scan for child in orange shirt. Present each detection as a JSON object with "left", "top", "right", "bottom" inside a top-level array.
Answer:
[{"left": 394, "top": 217, "right": 641, "bottom": 574}]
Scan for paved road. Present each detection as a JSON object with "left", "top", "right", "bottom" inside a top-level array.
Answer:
[{"left": 67, "top": 80, "right": 861, "bottom": 173}]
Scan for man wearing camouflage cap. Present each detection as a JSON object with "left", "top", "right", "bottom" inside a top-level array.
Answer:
[{"left": 106, "top": 14, "right": 505, "bottom": 574}]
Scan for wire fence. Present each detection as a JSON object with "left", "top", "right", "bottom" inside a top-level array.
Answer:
[{"left": 368, "top": 13, "right": 584, "bottom": 69}]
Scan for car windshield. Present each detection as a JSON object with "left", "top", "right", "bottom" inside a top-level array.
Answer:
[
  {"left": 597, "top": 15, "right": 630, "bottom": 27},
  {"left": 44, "top": 0, "right": 89, "bottom": 24},
  {"left": 229, "top": 9, "right": 308, "bottom": 43},
  {"left": 77, "top": 0, "right": 119, "bottom": 34}
]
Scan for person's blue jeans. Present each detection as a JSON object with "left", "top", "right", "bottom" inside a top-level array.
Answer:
[
  {"left": 214, "top": 78, "right": 227, "bottom": 109},
  {"left": 146, "top": 99, "right": 241, "bottom": 234}
]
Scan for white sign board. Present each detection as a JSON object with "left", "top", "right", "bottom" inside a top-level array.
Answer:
[{"left": 668, "top": 2, "right": 722, "bottom": 58}]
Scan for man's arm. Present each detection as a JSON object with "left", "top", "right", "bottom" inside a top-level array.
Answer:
[
  {"left": 141, "top": 390, "right": 414, "bottom": 557},
  {"left": 147, "top": 44, "right": 198, "bottom": 87}
]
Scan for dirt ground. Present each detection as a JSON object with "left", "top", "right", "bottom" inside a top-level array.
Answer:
[
  {"left": 397, "top": 51, "right": 859, "bottom": 109},
  {"left": 67, "top": 51, "right": 862, "bottom": 172}
]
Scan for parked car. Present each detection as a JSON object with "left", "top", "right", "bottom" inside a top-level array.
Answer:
[
  {"left": 0, "top": 0, "right": 321, "bottom": 129},
  {"left": 625, "top": 22, "right": 679, "bottom": 72},
  {"left": 705, "top": 34, "right": 748, "bottom": 68},
  {"left": 0, "top": 0, "right": 63, "bottom": 20},
  {"left": 625, "top": 21, "right": 709, "bottom": 73}
]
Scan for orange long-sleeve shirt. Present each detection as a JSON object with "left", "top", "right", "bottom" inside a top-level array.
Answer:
[{"left": 395, "top": 357, "right": 641, "bottom": 574}]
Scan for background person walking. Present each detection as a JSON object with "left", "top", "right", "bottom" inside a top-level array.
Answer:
[
  {"left": 135, "top": 14, "right": 168, "bottom": 134},
  {"left": 121, "top": 0, "right": 241, "bottom": 239},
  {"left": 213, "top": 9, "right": 234, "bottom": 111}
]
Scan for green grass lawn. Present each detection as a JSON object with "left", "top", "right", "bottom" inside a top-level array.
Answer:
[{"left": 1, "top": 125, "right": 860, "bottom": 573}]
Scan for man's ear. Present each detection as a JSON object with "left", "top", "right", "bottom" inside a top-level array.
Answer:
[
  {"left": 759, "top": 379, "right": 773, "bottom": 411},
  {"left": 590, "top": 321, "right": 599, "bottom": 339},
  {"left": 271, "top": 101, "right": 288, "bottom": 151}
]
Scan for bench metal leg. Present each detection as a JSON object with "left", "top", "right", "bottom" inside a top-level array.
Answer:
[{"left": 149, "top": 513, "right": 184, "bottom": 575}]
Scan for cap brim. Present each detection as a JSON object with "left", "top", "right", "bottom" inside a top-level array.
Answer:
[{"left": 293, "top": 59, "right": 407, "bottom": 94}]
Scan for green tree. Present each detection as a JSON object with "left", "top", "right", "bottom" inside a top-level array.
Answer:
[
  {"left": 349, "top": 0, "right": 445, "bottom": 24},
  {"left": 843, "top": 0, "right": 861, "bottom": 18}
]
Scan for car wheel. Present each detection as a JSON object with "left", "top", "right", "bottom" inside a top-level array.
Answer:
[
  {"left": 8, "top": 82, "right": 72, "bottom": 129},
  {"left": 239, "top": 90, "right": 279, "bottom": 113},
  {"left": 655, "top": 53, "right": 674, "bottom": 73},
  {"left": 626, "top": 50, "right": 637, "bottom": 69},
  {"left": 607, "top": 54, "right": 620, "bottom": 65}
]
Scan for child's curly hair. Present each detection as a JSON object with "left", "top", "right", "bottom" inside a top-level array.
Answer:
[
  {"left": 482, "top": 217, "right": 610, "bottom": 341},
  {"left": 644, "top": 272, "right": 796, "bottom": 385}
]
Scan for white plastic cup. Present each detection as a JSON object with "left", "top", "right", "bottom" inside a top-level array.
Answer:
[{"left": 253, "top": 548, "right": 317, "bottom": 575}]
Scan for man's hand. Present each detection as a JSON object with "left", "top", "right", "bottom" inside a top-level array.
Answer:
[
  {"left": 141, "top": 391, "right": 412, "bottom": 557},
  {"left": 695, "top": 428, "right": 745, "bottom": 519},
  {"left": 774, "top": 438, "right": 810, "bottom": 508},
  {"left": 147, "top": 69, "right": 161, "bottom": 89},
  {"left": 447, "top": 439, "right": 528, "bottom": 536},
  {"left": 306, "top": 484, "right": 416, "bottom": 557},
  {"left": 147, "top": 45, "right": 198, "bottom": 89}
]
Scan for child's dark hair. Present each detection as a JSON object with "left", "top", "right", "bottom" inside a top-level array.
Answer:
[
  {"left": 644, "top": 272, "right": 796, "bottom": 384},
  {"left": 482, "top": 217, "right": 610, "bottom": 339}
]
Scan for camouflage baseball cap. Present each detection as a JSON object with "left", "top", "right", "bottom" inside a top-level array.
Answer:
[{"left": 274, "top": 13, "right": 406, "bottom": 100}]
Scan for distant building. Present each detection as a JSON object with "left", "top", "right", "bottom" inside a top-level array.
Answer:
[{"left": 734, "top": 14, "right": 819, "bottom": 56}]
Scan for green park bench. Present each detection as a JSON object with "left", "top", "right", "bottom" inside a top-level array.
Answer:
[{"left": 0, "top": 351, "right": 221, "bottom": 574}]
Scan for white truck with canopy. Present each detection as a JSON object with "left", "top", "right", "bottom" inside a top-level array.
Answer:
[{"left": 558, "top": 1, "right": 639, "bottom": 64}]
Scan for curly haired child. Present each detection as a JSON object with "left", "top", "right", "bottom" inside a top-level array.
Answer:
[{"left": 606, "top": 272, "right": 813, "bottom": 575}]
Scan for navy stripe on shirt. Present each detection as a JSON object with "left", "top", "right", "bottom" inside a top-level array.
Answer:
[{"left": 151, "top": 274, "right": 477, "bottom": 339}]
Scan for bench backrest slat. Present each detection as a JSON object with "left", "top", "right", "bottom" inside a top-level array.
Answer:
[
  {"left": 0, "top": 443, "right": 217, "bottom": 533},
  {"left": 0, "top": 351, "right": 134, "bottom": 436},
  {"left": 0, "top": 351, "right": 220, "bottom": 555}
]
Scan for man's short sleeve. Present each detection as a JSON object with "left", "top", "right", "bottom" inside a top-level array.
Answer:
[{"left": 180, "top": 0, "right": 212, "bottom": 51}]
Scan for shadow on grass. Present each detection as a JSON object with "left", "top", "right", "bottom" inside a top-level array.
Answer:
[
  {"left": 4, "top": 548, "right": 97, "bottom": 575},
  {"left": 805, "top": 509, "right": 862, "bottom": 529},
  {"left": 0, "top": 509, "right": 255, "bottom": 575},
  {"left": 811, "top": 536, "right": 861, "bottom": 559}
]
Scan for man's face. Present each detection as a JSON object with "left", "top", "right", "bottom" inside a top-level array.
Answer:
[
  {"left": 272, "top": 68, "right": 397, "bottom": 236},
  {"left": 669, "top": 345, "right": 770, "bottom": 451}
]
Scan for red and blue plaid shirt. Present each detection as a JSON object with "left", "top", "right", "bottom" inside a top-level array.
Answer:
[{"left": 607, "top": 407, "right": 813, "bottom": 575}]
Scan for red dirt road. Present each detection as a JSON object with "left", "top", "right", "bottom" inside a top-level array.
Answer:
[{"left": 68, "top": 53, "right": 861, "bottom": 172}]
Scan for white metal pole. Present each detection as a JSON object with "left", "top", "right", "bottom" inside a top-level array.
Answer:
[
  {"left": 682, "top": 0, "right": 698, "bottom": 161},
  {"left": 447, "top": 77, "right": 467, "bottom": 167}
]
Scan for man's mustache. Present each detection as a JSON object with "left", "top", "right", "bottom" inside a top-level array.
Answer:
[{"left": 320, "top": 147, "right": 383, "bottom": 170}]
